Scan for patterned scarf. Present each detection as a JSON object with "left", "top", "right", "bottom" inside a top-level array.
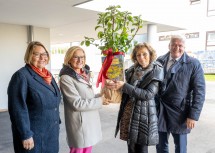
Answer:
[
  {"left": 77, "top": 69, "right": 90, "bottom": 83},
  {"left": 130, "top": 63, "right": 154, "bottom": 86},
  {"left": 30, "top": 64, "right": 52, "bottom": 85}
]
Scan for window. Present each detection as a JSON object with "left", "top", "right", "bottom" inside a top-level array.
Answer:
[
  {"left": 206, "top": 31, "right": 215, "bottom": 51},
  {"left": 207, "top": 0, "right": 215, "bottom": 16},
  {"left": 51, "top": 43, "right": 70, "bottom": 55}
]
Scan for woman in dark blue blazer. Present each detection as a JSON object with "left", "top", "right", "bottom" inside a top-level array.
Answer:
[{"left": 8, "top": 41, "right": 61, "bottom": 153}]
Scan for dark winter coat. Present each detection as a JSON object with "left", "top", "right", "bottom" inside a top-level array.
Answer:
[
  {"left": 8, "top": 64, "right": 61, "bottom": 153},
  {"left": 156, "top": 52, "right": 205, "bottom": 134},
  {"left": 115, "top": 62, "right": 164, "bottom": 145}
]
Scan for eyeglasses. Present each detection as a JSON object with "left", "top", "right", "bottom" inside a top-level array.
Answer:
[
  {"left": 33, "top": 52, "right": 48, "bottom": 58},
  {"left": 73, "top": 56, "right": 85, "bottom": 60},
  {"left": 136, "top": 53, "right": 149, "bottom": 58}
]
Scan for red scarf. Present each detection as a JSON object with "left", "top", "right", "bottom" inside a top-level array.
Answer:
[{"left": 30, "top": 64, "right": 52, "bottom": 85}]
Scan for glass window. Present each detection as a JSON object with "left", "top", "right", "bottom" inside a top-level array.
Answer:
[
  {"left": 51, "top": 43, "right": 70, "bottom": 55},
  {"left": 207, "top": 0, "right": 215, "bottom": 16},
  {"left": 206, "top": 31, "right": 215, "bottom": 51}
]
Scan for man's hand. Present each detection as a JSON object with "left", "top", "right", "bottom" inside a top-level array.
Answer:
[
  {"left": 22, "top": 137, "right": 34, "bottom": 150},
  {"left": 186, "top": 118, "right": 196, "bottom": 129}
]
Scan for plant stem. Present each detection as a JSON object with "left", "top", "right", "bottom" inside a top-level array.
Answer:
[
  {"left": 127, "top": 19, "right": 141, "bottom": 44},
  {"left": 102, "top": 17, "right": 108, "bottom": 44},
  {"left": 111, "top": 9, "right": 115, "bottom": 46}
]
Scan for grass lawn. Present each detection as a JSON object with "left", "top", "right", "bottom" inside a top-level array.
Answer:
[{"left": 204, "top": 74, "right": 215, "bottom": 81}]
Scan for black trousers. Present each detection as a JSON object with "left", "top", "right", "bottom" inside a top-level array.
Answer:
[{"left": 127, "top": 141, "right": 148, "bottom": 153}]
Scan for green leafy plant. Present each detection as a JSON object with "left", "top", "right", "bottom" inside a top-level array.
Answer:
[{"left": 81, "top": 5, "right": 144, "bottom": 55}]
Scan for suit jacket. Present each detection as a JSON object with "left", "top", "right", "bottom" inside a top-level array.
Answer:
[
  {"left": 156, "top": 52, "right": 205, "bottom": 134},
  {"left": 8, "top": 64, "right": 61, "bottom": 153}
]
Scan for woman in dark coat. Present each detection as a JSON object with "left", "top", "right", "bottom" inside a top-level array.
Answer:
[
  {"left": 7, "top": 41, "right": 61, "bottom": 153},
  {"left": 106, "top": 43, "right": 164, "bottom": 153}
]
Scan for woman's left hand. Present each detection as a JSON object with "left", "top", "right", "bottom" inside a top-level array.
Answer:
[
  {"left": 105, "top": 80, "right": 124, "bottom": 90},
  {"left": 114, "top": 81, "right": 125, "bottom": 90}
]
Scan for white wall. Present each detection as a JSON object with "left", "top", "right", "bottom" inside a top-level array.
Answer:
[
  {"left": 156, "top": 29, "right": 207, "bottom": 57},
  {"left": 0, "top": 23, "right": 50, "bottom": 110},
  {"left": 34, "top": 27, "right": 51, "bottom": 69}
]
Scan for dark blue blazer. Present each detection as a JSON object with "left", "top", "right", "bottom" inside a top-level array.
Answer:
[
  {"left": 8, "top": 64, "right": 61, "bottom": 153},
  {"left": 156, "top": 52, "right": 205, "bottom": 134}
]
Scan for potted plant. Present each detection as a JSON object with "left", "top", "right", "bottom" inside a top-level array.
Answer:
[
  {"left": 81, "top": 5, "right": 143, "bottom": 55},
  {"left": 81, "top": 5, "right": 144, "bottom": 104}
]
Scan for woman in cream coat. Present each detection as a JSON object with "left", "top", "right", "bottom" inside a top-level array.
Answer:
[{"left": 59, "top": 46, "right": 103, "bottom": 153}]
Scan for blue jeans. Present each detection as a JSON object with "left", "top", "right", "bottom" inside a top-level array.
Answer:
[{"left": 156, "top": 132, "right": 187, "bottom": 153}]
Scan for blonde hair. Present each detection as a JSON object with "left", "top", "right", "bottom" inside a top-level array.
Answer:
[
  {"left": 131, "top": 42, "right": 157, "bottom": 64},
  {"left": 24, "top": 41, "right": 50, "bottom": 64},
  {"left": 64, "top": 46, "right": 86, "bottom": 66}
]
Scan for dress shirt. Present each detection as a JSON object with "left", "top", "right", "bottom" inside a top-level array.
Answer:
[{"left": 166, "top": 56, "right": 180, "bottom": 71}]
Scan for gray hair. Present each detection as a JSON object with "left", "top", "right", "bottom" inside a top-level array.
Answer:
[{"left": 170, "top": 35, "right": 186, "bottom": 45}]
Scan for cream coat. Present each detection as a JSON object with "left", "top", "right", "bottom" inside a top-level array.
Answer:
[{"left": 60, "top": 75, "right": 102, "bottom": 148}]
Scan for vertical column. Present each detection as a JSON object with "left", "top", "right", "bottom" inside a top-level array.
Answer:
[
  {"left": 147, "top": 24, "right": 157, "bottom": 48},
  {"left": 27, "top": 25, "right": 34, "bottom": 44}
]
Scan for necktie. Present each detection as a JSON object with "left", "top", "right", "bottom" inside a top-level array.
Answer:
[{"left": 167, "top": 59, "right": 176, "bottom": 71}]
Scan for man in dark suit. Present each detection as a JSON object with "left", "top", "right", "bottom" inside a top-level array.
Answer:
[{"left": 156, "top": 35, "right": 205, "bottom": 153}]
